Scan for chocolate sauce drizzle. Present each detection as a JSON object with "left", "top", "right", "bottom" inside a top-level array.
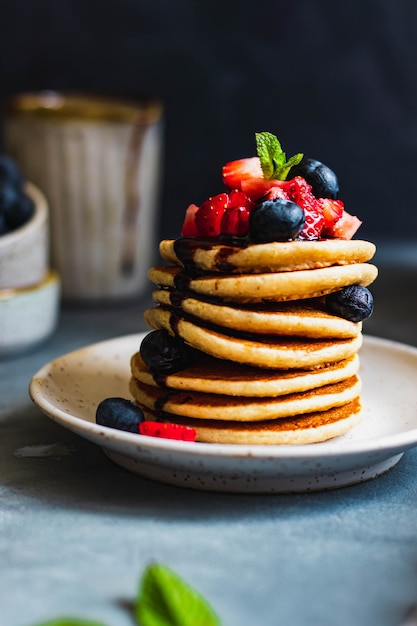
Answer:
[{"left": 174, "top": 237, "right": 249, "bottom": 273}]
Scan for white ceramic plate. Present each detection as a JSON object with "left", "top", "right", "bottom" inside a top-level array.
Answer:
[{"left": 29, "top": 333, "right": 417, "bottom": 493}]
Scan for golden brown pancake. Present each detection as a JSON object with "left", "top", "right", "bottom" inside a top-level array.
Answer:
[
  {"left": 148, "top": 263, "right": 378, "bottom": 302},
  {"left": 136, "top": 398, "right": 363, "bottom": 445},
  {"left": 131, "top": 352, "right": 360, "bottom": 397},
  {"left": 151, "top": 289, "right": 362, "bottom": 338},
  {"left": 159, "top": 238, "right": 376, "bottom": 273},
  {"left": 129, "top": 374, "right": 361, "bottom": 421},
  {"left": 144, "top": 306, "right": 363, "bottom": 369}
]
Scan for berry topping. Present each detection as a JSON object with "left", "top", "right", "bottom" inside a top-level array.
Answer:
[
  {"left": 330, "top": 211, "right": 362, "bottom": 240},
  {"left": 289, "top": 157, "right": 339, "bottom": 199},
  {"left": 180, "top": 131, "right": 363, "bottom": 241},
  {"left": 325, "top": 285, "right": 374, "bottom": 322},
  {"left": 181, "top": 203, "right": 199, "bottom": 237},
  {"left": 221, "top": 205, "right": 250, "bottom": 237},
  {"left": 320, "top": 198, "right": 344, "bottom": 235},
  {"left": 299, "top": 205, "right": 325, "bottom": 240},
  {"left": 140, "top": 329, "right": 192, "bottom": 375},
  {"left": 182, "top": 191, "right": 254, "bottom": 239},
  {"left": 249, "top": 199, "right": 305, "bottom": 243},
  {"left": 139, "top": 421, "right": 197, "bottom": 442},
  {"left": 222, "top": 156, "right": 263, "bottom": 190},
  {"left": 96, "top": 397, "right": 144, "bottom": 433},
  {"left": 194, "top": 192, "right": 229, "bottom": 238}
]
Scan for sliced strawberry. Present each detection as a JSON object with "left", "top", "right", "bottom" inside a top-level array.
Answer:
[
  {"left": 241, "top": 177, "right": 287, "bottom": 202},
  {"left": 328, "top": 211, "right": 362, "bottom": 239},
  {"left": 194, "top": 193, "right": 229, "bottom": 238},
  {"left": 139, "top": 420, "right": 197, "bottom": 442},
  {"left": 286, "top": 177, "right": 324, "bottom": 240},
  {"left": 299, "top": 206, "right": 325, "bottom": 240},
  {"left": 181, "top": 203, "right": 199, "bottom": 237},
  {"left": 221, "top": 206, "right": 250, "bottom": 237},
  {"left": 262, "top": 186, "right": 291, "bottom": 202},
  {"left": 319, "top": 198, "right": 344, "bottom": 235},
  {"left": 228, "top": 188, "right": 254, "bottom": 210},
  {"left": 222, "top": 157, "right": 263, "bottom": 190}
]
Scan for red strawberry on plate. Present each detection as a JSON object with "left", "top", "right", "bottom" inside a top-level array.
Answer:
[{"left": 139, "top": 421, "right": 197, "bottom": 442}]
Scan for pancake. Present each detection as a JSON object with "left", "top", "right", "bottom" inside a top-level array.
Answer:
[
  {"left": 136, "top": 398, "right": 363, "bottom": 445},
  {"left": 151, "top": 289, "right": 362, "bottom": 338},
  {"left": 144, "top": 305, "right": 363, "bottom": 369},
  {"left": 159, "top": 238, "right": 376, "bottom": 273},
  {"left": 129, "top": 375, "right": 361, "bottom": 421},
  {"left": 148, "top": 263, "right": 378, "bottom": 302},
  {"left": 131, "top": 352, "right": 360, "bottom": 397}
]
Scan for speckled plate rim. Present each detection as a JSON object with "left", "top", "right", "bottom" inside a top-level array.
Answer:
[{"left": 28, "top": 333, "right": 417, "bottom": 492}]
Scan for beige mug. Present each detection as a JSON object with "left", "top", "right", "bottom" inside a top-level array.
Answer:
[{"left": 3, "top": 91, "right": 163, "bottom": 301}]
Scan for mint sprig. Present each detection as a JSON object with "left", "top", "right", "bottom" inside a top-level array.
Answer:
[
  {"left": 135, "top": 563, "right": 221, "bottom": 626},
  {"left": 30, "top": 563, "right": 221, "bottom": 626},
  {"left": 255, "top": 131, "right": 303, "bottom": 180}
]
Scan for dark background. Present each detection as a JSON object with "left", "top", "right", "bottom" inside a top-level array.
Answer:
[{"left": 1, "top": 0, "right": 416, "bottom": 242}]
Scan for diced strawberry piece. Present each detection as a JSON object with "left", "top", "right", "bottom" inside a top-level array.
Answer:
[
  {"left": 262, "top": 186, "right": 291, "bottom": 202},
  {"left": 328, "top": 211, "right": 362, "bottom": 239},
  {"left": 222, "top": 157, "right": 263, "bottom": 190},
  {"left": 286, "top": 176, "right": 316, "bottom": 207},
  {"left": 181, "top": 203, "right": 199, "bottom": 237},
  {"left": 221, "top": 206, "right": 250, "bottom": 237},
  {"left": 139, "top": 420, "right": 197, "bottom": 442},
  {"left": 195, "top": 193, "right": 229, "bottom": 238},
  {"left": 319, "top": 198, "right": 344, "bottom": 235},
  {"left": 299, "top": 206, "right": 325, "bottom": 240},
  {"left": 241, "top": 177, "right": 288, "bottom": 202},
  {"left": 228, "top": 189, "right": 254, "bottom": 210},
  {"left": 286, "top": 176, "right": 325, "bottom": 240}
]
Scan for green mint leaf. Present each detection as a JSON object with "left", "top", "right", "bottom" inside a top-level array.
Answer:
[
  {"left": 255, "top": 131, "right": 303, "bottom": 180},
  {"left": 32, "top": 618, "right": 108, "bottom": 626},
  {"left": 255, "top": 131, "right": 284, "bottom": 179},
  {"left": 135, "top": 563, "right": 221, "bottom": 626},
  {"left": 277, "top": 151, "right": 304, "bottom": 181}
]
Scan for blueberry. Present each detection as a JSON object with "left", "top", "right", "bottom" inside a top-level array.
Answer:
[
  {"left": 289, "top": 157, "right": 339, "bottom": 199},
  {"left": 4, "top": 193, "right": 35, "bottom": 231},
  {"left": 140, "top": 329, "right": 192, "bottom": 375},
  {"left": 0, "top": 181, "right": 21, "bottom": 213},
  {"left": 0, "top": 153, "right": 23, "bottom": 190},
  {"left": 96, "top": 397, "right": 144, "bottom": 433},
  {"left": 249, "top": 198, "right": 305, "bottom": 243},
  {"left": 325, "top": 285, "right": 374, "bottom": 322}
]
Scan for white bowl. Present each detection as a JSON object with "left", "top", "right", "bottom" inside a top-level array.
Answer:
[
  {"left": 0, "top": 182, "right": 49, "bottom": 290},
  {"left": 0, "top": 270, "right": 60, "bottom": 356}
]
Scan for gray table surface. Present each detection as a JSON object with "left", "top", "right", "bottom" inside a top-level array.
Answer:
[{"left": 1, "top": 250, "right": 417, "bottom": 626}]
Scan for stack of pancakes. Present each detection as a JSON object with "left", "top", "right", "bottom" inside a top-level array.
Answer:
[{"left": 129, "top": 238, "right": 378, "bottom": 444}]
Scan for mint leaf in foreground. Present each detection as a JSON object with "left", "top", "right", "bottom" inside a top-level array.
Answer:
[
  {"left": 32, "top": 619, "right": 108, "bottom": 626},
  {"left": 135, "top": 563, "right": 221, "bottom": 626},
  {"left": 256, "top": 131, "right": 303, "bottom": 180}
]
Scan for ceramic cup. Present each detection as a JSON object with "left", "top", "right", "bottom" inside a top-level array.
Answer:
[
  {"left": 0, "top": 270, "right": 60, "bottom": 356},
  {"left": 0, "top": 182, "right": 49, "bottom": 290},
  {"left": 3, "top": 92, "right": 163, "bottom": 302}
]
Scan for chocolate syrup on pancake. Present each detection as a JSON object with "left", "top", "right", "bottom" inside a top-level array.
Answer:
[{"left": 174, "top": 237, "right": 249, "bottom": 273}]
